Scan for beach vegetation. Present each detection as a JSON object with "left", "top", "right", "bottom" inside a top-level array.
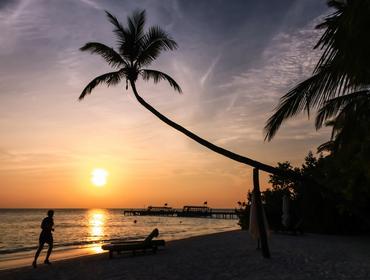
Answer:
[
  {"left": 236, "top": 200, "right": 249, "bottom": 230},
  {"left": 246, "top": 150, "right": 370, "bottom": 234}
]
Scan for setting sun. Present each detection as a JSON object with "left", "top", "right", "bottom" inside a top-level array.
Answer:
[{"left": 91, "top": 168, "right": 108, "bottom": 187}]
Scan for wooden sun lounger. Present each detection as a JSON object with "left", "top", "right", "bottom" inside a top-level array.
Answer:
[{"left": 101, "top": 228, "right": 165, "bottom": 258}]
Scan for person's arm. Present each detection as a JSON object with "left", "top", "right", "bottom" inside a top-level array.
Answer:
[
  {"left": 41, "top": 218, "right": 53, "bottom": 231},
  {"left": 41, "top": 219, "right": 47, "bottom": 230}
]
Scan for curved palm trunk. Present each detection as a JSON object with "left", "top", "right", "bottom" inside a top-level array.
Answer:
[{"left": 130, "top": 81, "right": 297, "bottom": 179}]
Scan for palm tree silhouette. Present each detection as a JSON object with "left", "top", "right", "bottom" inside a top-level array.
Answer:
[
  {"left": 79, "top": 10, "right": 293, "bottom": 178},
  {"left": 264, "top": 0, "right": 370, "bottom": 141},
  {"left": 80, "top": 10, "right": 277, "bottom": 258},
  {"left": 317, "top": 90, "right": 370, "bottom": 154}
]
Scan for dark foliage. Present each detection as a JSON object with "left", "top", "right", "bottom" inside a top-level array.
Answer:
[
  {"left": 236, "top": 199, "right": 250, "bottom": 230},
  {"left": 241, "top": 150, "right": 370, "bottom": 234}
]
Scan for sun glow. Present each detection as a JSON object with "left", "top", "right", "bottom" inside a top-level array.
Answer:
[{"left": 91, "top": 168, "right": 108, "bottom": 187}]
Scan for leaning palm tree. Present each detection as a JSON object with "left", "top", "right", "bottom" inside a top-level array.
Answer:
[
  {"left": 79, "top": 10, "right": 293, "bottom": 178},
  {"left": 264, "top": 0, "right": 370, "bottom": 141}
]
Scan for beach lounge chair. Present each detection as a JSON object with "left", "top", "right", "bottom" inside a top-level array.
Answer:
[{"left": 101, "top": 228, "right": 165, "bottom": 258}]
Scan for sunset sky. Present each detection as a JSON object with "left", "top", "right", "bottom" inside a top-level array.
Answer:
[{"left": 0, "top": 0, "right": 331, "bottom": 208}]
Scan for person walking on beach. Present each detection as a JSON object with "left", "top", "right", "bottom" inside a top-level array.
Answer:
[{"left": 32, "top": 210, "right": 54, "bottom": 268}]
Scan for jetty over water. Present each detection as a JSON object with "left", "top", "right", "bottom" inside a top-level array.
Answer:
[{"left": 123, "top": 205, "right": 238, "bottom": 219}]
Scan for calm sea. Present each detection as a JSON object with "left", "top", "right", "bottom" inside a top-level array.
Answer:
[{"left": 0, "top": 209, "right": 238, "bottom": 260}]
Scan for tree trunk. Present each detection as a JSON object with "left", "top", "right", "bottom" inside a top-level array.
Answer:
[
  {"left": 253, "top": 168, "right": 270, "bottom": 258},
  {"left": 130, "top": 81, "right": 295, "bottom": 178}
]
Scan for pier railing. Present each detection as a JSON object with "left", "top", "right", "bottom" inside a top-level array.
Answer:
[{"left": 123, "top": 207, "right": 238, "bottom": 219}]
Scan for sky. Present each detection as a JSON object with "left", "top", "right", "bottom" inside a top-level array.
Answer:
[{"left": 0, "top": 0, "right": 331, "bottom": 208}]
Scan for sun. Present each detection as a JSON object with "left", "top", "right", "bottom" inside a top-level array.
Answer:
[{"left": 91, "top": 168, "right": 108, "bottom": 187}]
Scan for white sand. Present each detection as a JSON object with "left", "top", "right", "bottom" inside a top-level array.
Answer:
[{"left": 0, "top": 230, "right": 369, "bottom": 280}]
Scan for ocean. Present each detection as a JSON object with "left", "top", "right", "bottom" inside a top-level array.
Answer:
[{"left": 0, "top": 208, "right": 239, "bottom": 266}]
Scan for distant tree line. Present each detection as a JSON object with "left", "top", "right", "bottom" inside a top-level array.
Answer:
[{"left": 237, "top": 145, "right": 370, "bottom": 234}]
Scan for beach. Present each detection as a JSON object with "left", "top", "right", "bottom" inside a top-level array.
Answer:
[
  {"left": 0, "top": 208, "right": 239, "bottom": 267},
  {"left": 1, "top": 230, "right": 369, "bottom": 280}
]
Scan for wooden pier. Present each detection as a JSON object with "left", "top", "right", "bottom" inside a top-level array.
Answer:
[{"left": 123, "top": 206, "right": 238, "bottom": 219}]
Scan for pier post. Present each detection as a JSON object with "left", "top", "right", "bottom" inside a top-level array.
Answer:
[{"left": 253, "top": 168, "right": 271, "bottom": 258}]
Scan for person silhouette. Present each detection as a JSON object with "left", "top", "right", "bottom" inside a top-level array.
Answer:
[{"left": 32, "top": 210, "right": 54, "bottom": 268}]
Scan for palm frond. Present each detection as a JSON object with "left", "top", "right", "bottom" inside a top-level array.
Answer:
[
  {"left": 141, "top": 69, "right": 182, "bottom": 93},
  {"left": 80, "top": 42, "right": 127, "bottom": 68},
  {"left": 314, "top": 10, "right": 342, "bottom": 69},
  {"left": 114, "top": 10, "right": 146, "bottom": 62},
  {"left": 317, "top": 140, "right": 335, "bottom": 154},
  {"left": 136, "top": 26, "right": 177, "bottom": 67},
  {"left": 264, "top": 62, "right": 364, "bottom": 141},
  {"left": 79, "top": 70, "right": 125, "bottom": 100},
  {"left": 127, "top": 9, "right": 146, "bottom": 41},
  {"left": 315, "top": 90, "right": 370, "bottom": 129},
  {"left": 314, "top": 1, "right": 370, "bottom": 85},
  {"left": 105, "top": 11, "right": 129, "bottom": 46},
  {"left": 264, "top": 72, "right": 325, "bottom": 141}
]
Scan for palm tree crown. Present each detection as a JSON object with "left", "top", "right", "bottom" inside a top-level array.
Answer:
[{"left": 79, "top": 10, "right": 181, "bottom": 100}]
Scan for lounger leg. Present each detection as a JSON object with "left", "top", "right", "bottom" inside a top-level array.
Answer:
[{"left": 152, "top": 246, "right": 157, "bottom": 254}]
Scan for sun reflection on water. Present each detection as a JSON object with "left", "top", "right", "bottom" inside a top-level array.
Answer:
[{"left": 88, "top": 209, "right": 106, "bottom": 254}]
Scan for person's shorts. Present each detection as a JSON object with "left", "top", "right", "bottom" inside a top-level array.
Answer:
[{"left": 39, "top": 231, "right": 53, "bottom": 245}]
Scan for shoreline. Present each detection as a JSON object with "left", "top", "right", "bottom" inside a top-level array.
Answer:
[
  {"left": 0, "top": 245, "right": 104, "bottom": 271},
  {"left": 1, "top": 230, "right": 370, "bottom": 279},
  {"left": 0, "top": 229, "right": 239, "bottom": 271}
]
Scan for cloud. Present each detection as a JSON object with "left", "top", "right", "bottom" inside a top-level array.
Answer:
[
  {"left": 200, "top": 55, "right": 221, "bottom": 87},
  {"left": 79, "top": 0, "right": 101, "bottom": 10},
  {"left": 220, "top": 16, "right": 323, "bottom": 98},
  {"left": 0, "top": 149, "right": 78, "bottom": 172},
  {"left": 205, "top": 16, "right": 326, "bottom": 140}
]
